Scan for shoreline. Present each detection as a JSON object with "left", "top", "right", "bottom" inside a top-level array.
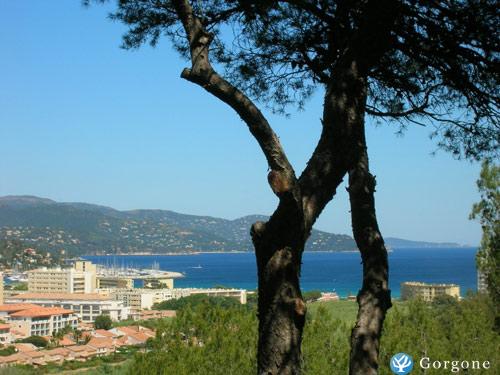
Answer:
[
  {"left": 81, "top": 246, "right": 476, "bottom": 258},
  {"left": 82, "top": 250, "right": 362, "bottom": 257}
]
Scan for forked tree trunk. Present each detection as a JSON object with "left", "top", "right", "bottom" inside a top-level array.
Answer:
[
  {"left": 172, "top": 2, "right": 392, "bottom": 372},
  {"left": 251, "top": 198, "right": 307, "bottom": 375},
  {"left": 348, "top": 139, "right": 392, "bottom": 375}
]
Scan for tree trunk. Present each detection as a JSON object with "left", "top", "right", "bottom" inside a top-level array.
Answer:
[
  {"left": 348, "top": 141, "right": 392, "bottom": 375},
  {"left": 251, "top": 197, "right": 307, "bottom": 375}
]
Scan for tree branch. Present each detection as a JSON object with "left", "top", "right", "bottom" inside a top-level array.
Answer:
[{"left": 172, "top": 0, "right": 297, "bottom": 196}]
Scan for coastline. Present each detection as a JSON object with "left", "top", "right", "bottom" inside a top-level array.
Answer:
[{"left": 82, "top": 249, "right": 361, "bottom": 257}]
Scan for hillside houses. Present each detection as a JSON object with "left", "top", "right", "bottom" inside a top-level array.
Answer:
[{"left": 0, "top": 324, "right": 155, "bottom": 367}]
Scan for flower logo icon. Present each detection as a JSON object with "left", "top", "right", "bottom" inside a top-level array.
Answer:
[{"left": 390, "top": 353, "right": 414, "bottom": 374}]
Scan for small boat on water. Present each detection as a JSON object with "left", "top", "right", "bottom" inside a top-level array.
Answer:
[{"left": 190, "top": 265, "right": 203, "bottom": 269}]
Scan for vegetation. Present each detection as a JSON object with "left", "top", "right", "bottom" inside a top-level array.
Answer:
[
  {"left": 94, "top": 315, "right": 113, "bottom": 330},
  {"left": 1, "top": 349, "right": 138, "bottom": 374},
  {"left": 470, "top": 160, "right": 499, "bottom": 331},
  {"left": 112, "top": 318, "right": 167, "bottom": 331},
  {"left": 0, "top": 346, "right": 16, "bottom": 357},
  {"left": 1, "top": 296, "right": 497, "bottom": 374},
  {"left": 0, "top": 240, "right": 60, "bottom": 270},
  {"left": 17, "top": 336, "right": 48, "bottom": 348},
  {"left": 123, "top": 294, "right": 499, "bottom": 375},
  {"left": 12, "top": 283, "right": 28, "bottom": 291},
  {"left": 307, "top": 300, "right": 359, "bottom": 322},
  {"left": 302, "top": 290, "right": 322, "bottom": 303},
  {"left": 0, "top": 196, "right": 356, "bottom": 256},
  {"left": 129, "top": 301, "right": 257, "bottom": 375},
  {"left": 86, "top": 0, "right": 499, "bottom": 373},
  {"left": 154, "top": 294, "right": 244, "bottom": 311}
]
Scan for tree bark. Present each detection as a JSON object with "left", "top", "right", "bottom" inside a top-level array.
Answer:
[
  {"left": 251, "top": 197, "right": 307, "bottom": 375},
  {"left": 172, "top": 2, "right": 311, "bottom": 373},
  {"left": 347, "top": 125, "right": 392, "bottom": 375},
  {"left": 172, "top": 2, "right": 393, "bottom": 374}
]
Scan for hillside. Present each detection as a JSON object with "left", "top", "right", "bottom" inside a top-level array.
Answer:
[
  {"left": 0, "top": 196, "right": 356, "bottom": 255},
  {"left": 0, "top": 196, "right": 465, "bottom": 256},
  {"left": 384, "top": 237, "right": 463, "bottom": 248}
]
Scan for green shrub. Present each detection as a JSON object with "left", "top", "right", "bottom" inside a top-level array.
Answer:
[
  {"left": 94, "top": 314, "right": 113, "bottom": 330},
  {"left": 17, "top": 336, "right": 48, "bottom": 348}
]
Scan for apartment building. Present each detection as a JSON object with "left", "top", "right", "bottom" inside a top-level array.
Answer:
[
  {"left": 400, "top": 281, "right": 460, "bottom": 302},
  {"left": 28, "top": 267, "right": 95, "bottom": 294},
  {"left": 96, "top": 277, "right": 133, "bottom": 289},
  {"left": 189, "top": 288, "right": 248, "bottom": 304},
  {"left": 74, "top": 261, "right": 97, "bottom": 291},
  {"left": 6, "top": 293, "right": 129, "bottom": 322},
  {"left": 98, "top": 288, "right": 191, "bottom": 310},
  {"left": 0, "top": 304, "right": 77, "bottom": 337}
]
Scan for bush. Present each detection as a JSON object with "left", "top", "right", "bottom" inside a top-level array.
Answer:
[
  {"left": 154, "top": 294, "right": 242, "bottom": 311},
  {"left": 18, "top": 336, "right": 48, "bottom": 348},
  {"left": 303, "top": 290, "right": 322, "bottom": 302},
  {"left": 94, "top": 314, "right": 113, "bottom": 330},
  {"left": 129, "top": 294, "right": 500, "bottom": 375},
  {"left": 0, "top": 345, "right": 16, "bottom": 356}
]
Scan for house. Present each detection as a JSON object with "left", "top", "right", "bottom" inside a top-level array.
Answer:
[
  {"left": 7, "top": 293, "right": 128, "bottom": 322},
  {"left": 66, "top": 345, "right": 98, "bottom": 361},
  {"left": 0, "top": 323, "right": 12, "bottom": 344},
  {"left": 129, "top": 309, "right": 176, "bottom": 321},
  {"left": 43, "top": 347, "right": 73, "bottom": 363},
  {"left": 22, "top": 350, "right": 46, "bottom": 366},
  {"left": 92, "top": 329, "right": 117, "bottom": 339},
  {"left": 109, "top": 326, "right": 155, "bottom": 345},
  {"left": 58, "top": 334, "right": 76, "bottom": 347},
  {"left": 87, "top": 337, "right": 115, "bottom": 356},
  {"left": 0, "top": 304, "right": 40, "bottom": 319},
  {"left": 0, "top": 353, "right": 29, "bottom": 367},
  {"left": 6, "top": 306, "right": 77, "bottom": 337}
]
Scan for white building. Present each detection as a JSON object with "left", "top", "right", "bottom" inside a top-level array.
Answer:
[
  {"left": 400, "top": 281, "right": 460, "bottom": 302},
  {"left": 0, "top": 304, "right": 77, "bottom": 337},
  {"left": 28, "top": 267, "right": 95, "bottom": 294},
  {"left": 98, "top": 287, "right": 247, "bottom": 310},
  {"left": 6, "top": 293, "right": 128, "bottom": 322},
  {"left": 98, "top": 288, "right": 191, "bottom": 310}
]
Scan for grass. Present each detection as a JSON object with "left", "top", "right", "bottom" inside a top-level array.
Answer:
[
  {"left": 307, "top": 299, "right": 408, "bottom": 324},
  {"left": 307, "top": 300, "right": 358, "bottom": 323}
]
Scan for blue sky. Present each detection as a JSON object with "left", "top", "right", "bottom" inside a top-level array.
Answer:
[{"left": 0, "top": 1, "right": 483, "bottom": 245}]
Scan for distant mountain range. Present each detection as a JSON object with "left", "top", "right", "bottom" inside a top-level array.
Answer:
[{"left": 0, "top": 196, "right": 464, "bottom": 256}]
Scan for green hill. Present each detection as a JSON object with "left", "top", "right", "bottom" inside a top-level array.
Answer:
[{"left": 0, "top": 196, "right": 357, "bottom": 255}]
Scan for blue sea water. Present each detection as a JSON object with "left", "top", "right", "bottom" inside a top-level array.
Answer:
[{"left": 84, "top": 247, "right": 478, "bottom": 298}]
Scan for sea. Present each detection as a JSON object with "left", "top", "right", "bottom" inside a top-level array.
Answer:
[{"left": 84, "top": 247, "right": 478, "bottom": 298}]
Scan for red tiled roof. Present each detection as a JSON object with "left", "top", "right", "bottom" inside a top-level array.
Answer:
[
  {"left": 22, "top": 351, "right": 45, "bottom": 359},
  {"left": 10, "top": 306, "right": 74, "bottom": 318},
  {"left": 93, "top": 329, "right": 116, "bottom": 338},
  {"left": 0, "top": 303, "right": 40, "bottom": 312},
  {"left": 127, "top": 332, "right": 150, "bottom": 343},
  {"left": 13, "top": 343, "right": 38, "bottom": 353},
  {"left": 0, "top": 353, "right": 27, "bottom": 363},
  {"left": 66, "top": 345, "right": 88, "bottom": 353},
  {"left": 44, "top": 348, "right": 70, "bottom": 356},
  {"left": 88, "top": 337, "right": 114, "bottom": 349},
  {"left": 9, "top": 293, "right": 110, "bottom": 301},
  {"left": 59, "top": 335, "right": 76, "bottom": 346}
]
